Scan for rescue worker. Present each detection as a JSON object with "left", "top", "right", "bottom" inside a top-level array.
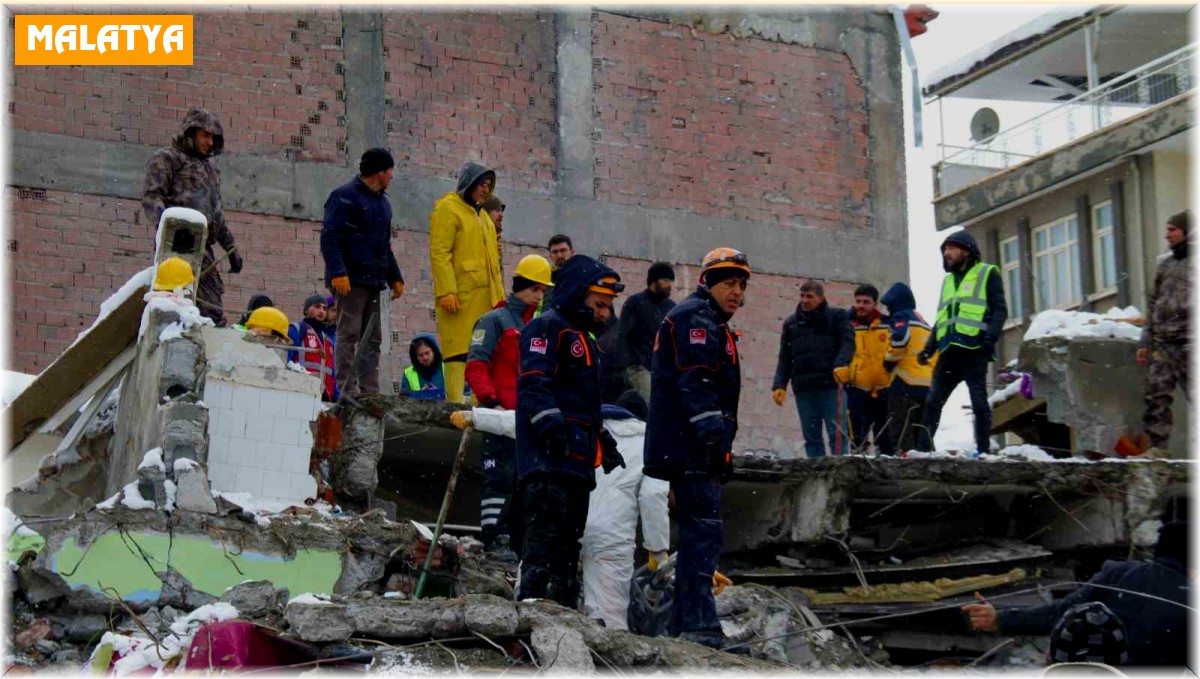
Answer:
[
  {"left": 918, "top": 231, "right": 1007, "bottom": 456},
  {"left": 151, "top": 257, "right": 196, "bottom": 294},
  {"left": 880, "top": 282, "right": 935, "bottom": 453},
  {"left": 320, "top": 148, "right": 406, "bottom": 397},
  {"left": 616, "top": 261, "right": 676, "bottom": 402},
  {"left": 515, "top": 255, "right": 626, "bottom": 607},
  {"left": 771, "top": 280, "right": 854, "bottom": 458},
  {"left": 401, "top": 334, "right": 446, "bottom": 401},
  {"left": 288, "top": 295, "right": 336, "bottom": 401},
  {"left": 644, "top": 247, "right": 749, "bottom": 649},
  {"left": 539, "top": 234, "right": 575, "bottom": 313},
  {"left": 429, "top": 162, "right": 505, "bottom": 403},
  {"left": 1136, "top": 210, "right": 1190, "bottom": 457},
  {"left": 842, "top": 284, "right": 894, "bottom": 456},
  {"left": 233, "top": 294, "right": 274, "bottom": 331},
  {"left": 142, "top": 107, "right": 243, "bottom": 326},
  {"left": 464, "top": 254, "right": 554, "bottom": 559},
  {"left": 242, "top": 307, "right": 291, "bottom": 344},
  {"left": 580, "top": 390, "right": 670, "bottom": 631}
]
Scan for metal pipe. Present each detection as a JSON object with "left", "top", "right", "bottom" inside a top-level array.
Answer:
[{"left": 415, "top": 424, "right": 474, "bottom": 599}]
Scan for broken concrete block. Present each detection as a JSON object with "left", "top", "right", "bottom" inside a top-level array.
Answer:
[
  {"left": 464, "top": 594, "right": 519, "bottom": 637},
  {"left": 158, "top": 403, "right": 208, "bottom": 467},
  {"left": 285, "top": 601, "right": 353, "bottom": 642},
  {"left": 157, "top": 568, "right": 217, "bottom": 610},
  {"left": 345, "top": 599, "right": 449, "bottom": 639},
  {"left": 333, "top": 550, "right": 388, "bottom": 596},
  {"left": 173, "top": 464, "right": 218, "bottom": 514},
  {"left": 16, "top": 564, "right": 69, "bottom": 606},
  {"left": 219, "top": 580, "right": 288, "bottom": 619},
  {"left": 531, "top": 624, "right": 595, "bottom": 673},
  {"left": 159, "top": 338, "right": 203, "bottom": 396},
  {"left": 336, "top": 409, "right": 383, "bottom": 504}
]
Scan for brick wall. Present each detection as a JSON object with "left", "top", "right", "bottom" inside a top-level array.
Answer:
[
  {"left": 8, "top": 10, "right": 347, "bottom": 161},
  {"left": 382, "top": 12, "right": 559, "bottom": 192},
  {"left": 592, "top": 13, "right": 871, "bottom": 229}
]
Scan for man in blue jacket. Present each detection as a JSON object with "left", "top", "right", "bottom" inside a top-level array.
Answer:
[
  {"left": 644, "top": 247, "right": 749, "bottom": 649},
  {"left": 515, "top": 255, "right": 626, "bottom": 607},
  {"left": 319, "top": 148, "right": 405, "bottom": 397}
]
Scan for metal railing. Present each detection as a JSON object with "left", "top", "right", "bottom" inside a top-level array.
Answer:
[{"left": 935, "top": 43, "right": 1195, "bottom": 195}]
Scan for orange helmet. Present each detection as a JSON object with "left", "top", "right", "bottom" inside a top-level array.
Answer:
[
  {"left": 587, "top": 274, "right": 624, "bottom": 297},
  {"left": 700, "top": 247, "right": 751, "bottom": 282}
]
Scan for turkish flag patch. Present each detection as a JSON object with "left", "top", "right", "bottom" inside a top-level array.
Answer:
[
  {"left": 530, "top": 337, "right": 548, "bottom": 354},
  {"left": 690, "top": 329, "right": 707, "bottom": 345},
  {"left": 570, "top": 340, "right": 585, "bottom": 358}
]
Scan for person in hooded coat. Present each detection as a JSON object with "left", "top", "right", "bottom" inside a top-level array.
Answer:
[
  {"left": 429, "top": 162, "right": 506, "bottom": 403},
  {"left": 515, "top": 255, "right": 626, "bottom": 608},
  {"left": 880, "top": 282, "right": 935, "bottom": 452},
  {"left": 402, "top": 334, "right": 446, "bottom": 401},
  {"left": 142, "top": 107, "right": 243, "bottom": 327},
  {"left": 918, "top": 231, "right": 1007, "bottom": 455}
]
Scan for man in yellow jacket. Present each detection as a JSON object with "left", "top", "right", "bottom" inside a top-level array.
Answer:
[
  {"left": 880, "top": 282, "right": 936, "bottom": 453},
  {"left": 835, "top": 284, "right": 894, "bottom": 456},
  {"left": 430, "top": 162, "right": 506, "bottom": 402}
]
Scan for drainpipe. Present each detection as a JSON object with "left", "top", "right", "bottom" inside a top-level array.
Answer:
[
  {"left": 890, "top": 6, "right": 923, "bottom": 148},
  {"left": 1128, "top": 156, "right": 1147, "bottom": 308}
]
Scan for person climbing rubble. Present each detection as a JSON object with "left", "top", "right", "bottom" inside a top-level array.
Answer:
[
  {"left": 401, "top": 334, "right": 446, "bottom": 401},
  {"left": 464, "top": 254, "right": 553, "bottom": 559},
  {"left": 1134, "top": 210, "right": 1191, "bottom": 458},
  {"left": 142, "top": 107, "right": 243, "bottom": 327},
  {"left": 320, "top": 148, "right": 406, "bottom": 398},
  {"left": 644, "top": 247, "right": 749, "bottom": 649},
  {"left": 514, "top": 254, "right": 625, "bottom": 608},
  {"left": 429, "top": 162, "right": 505, "bottom": 403},
  {"left": 288, "top": 295, "right": 336, "bottom": 401}
]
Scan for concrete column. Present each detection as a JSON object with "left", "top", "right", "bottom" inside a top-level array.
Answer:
[
  {"left": 554, "top": 10, "right": 595, "bottom": 199},
  {"left": 1110, "top": 180, "right": 1131, "bottom": 308},
  {"left": 1017, "top": 217, "right": 1035, "bottom": 319},
  {"left": 1075, "top": 194, "right": 1096, "bottom": 310},
  {"left": 342, "top": 11, "right": 388, "bottom": 166}
]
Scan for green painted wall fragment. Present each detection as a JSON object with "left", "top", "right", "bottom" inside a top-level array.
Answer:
[
  {"left": 8, "top": 531, "right": 46, "bottom": 564},
  {"left": 50, "top": 531, "right": 341, "bottom": 603}
]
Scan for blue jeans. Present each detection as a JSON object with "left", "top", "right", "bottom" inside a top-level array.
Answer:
[
  {"left": 669, "top": 478, "right": 724, "bottom": 647},
  {"left": 795, "top": 386, "right": 846, "bottom": 458}
]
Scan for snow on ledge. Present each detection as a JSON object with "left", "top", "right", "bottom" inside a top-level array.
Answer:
[
  {"left": 288, "top": 593, "right": 334, "bottom": 606},
  {"left": 155, "top": 207, "right": 207, "bottom": 256},
  {"left": 71, "top": 266, "right": 156, "bottom": 348},
  {"left": 137, "top": 448, "right": 166, "bottom": 473},
  {"left": 1023, "top": 306, "right": 1143, "bottom": 342}
]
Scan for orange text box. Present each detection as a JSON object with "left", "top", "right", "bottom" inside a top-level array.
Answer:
[{"left": 15, "top": 15, "right": 193, "bottom": 66}]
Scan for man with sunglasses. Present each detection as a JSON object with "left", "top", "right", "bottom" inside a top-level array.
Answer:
[
  {"left": 514, "top": 255, "right": 627, "bottom": 607},
  {"left": 644, "top": 247, "right": 750, "bottom": 650}
]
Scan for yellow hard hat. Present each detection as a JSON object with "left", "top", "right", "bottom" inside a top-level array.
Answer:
[
  {"left": 700, "top": 247, "right": 751, "bottom": 280},
  {"left": 246, "top": 307, "right": 290, "bottom": 340},
  {"left": 513, "top": 255, "right": 554, "bottom": 287},
  {"left": 153, "top": 257, "right": 195, "bottom": 291}
]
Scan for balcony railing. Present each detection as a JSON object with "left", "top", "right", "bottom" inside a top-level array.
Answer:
[{"left": 934, "top": 43, "right": 1195, "bottom": 197}]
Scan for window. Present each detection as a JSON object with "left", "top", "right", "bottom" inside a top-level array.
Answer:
[
  {"left": 1033, "top": 215, "right": 1083, "bottom": 311},
  {"left": 999, "top": 236, "right": 1023, "bottom": 319},
  {"left": 1093, "top": 201, "right": 1117, "bottom": 292}
]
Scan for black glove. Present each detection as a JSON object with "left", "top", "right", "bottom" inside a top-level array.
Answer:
[
  {"left": 228, "top": 250, "right": 244, "bottom": 274},
  {"left": 543, "top": 424, "right": 569, "bottom": 458},
  {"left": 600, "top": 429, "right": 625, "bottom": 474},
  {"left": 917, "top": 351, "right": 931, "bottom": 366}
]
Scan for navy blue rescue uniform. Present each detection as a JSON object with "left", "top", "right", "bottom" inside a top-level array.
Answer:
[
  {"left": 644, "top": 287, "right": 741, "bottom": 646},
  {"left": 514, "top": 255, "right": 617, "bottom": 607}
]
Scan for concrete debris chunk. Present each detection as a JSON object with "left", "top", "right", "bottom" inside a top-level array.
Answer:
[
  {"left": 157, "top": 567, "right": 218, "bottom": 610},
  {"left": 173, "top": 462, "right": 218, "bottom": 513},
  {"left": 285, "top": 601, "right": 353, "bottom": 642},
  {"left": 531, "top": 624, "right": 595, "bottom": 673},
  {"left": 464, "top": 594, "right": 520, "bottom": 637},
  {"left": 219, "top": 580, "right": 288, "bottom": 619}
]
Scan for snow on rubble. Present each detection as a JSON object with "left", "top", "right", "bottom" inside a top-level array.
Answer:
[
  {"left": 154, "top": 207, "right": 207, "bottom": 255},
  {"left": 139, "top": 294, "right": 214, "bottom": 340},
  {"left": 71, "top": 266, "right": 156, "bottom": 348},
  {"left": 1, "top": 371, "right": 36, "bottom": 408},
  {"left": 137, "top": 448, "right": 166, "bottom": 473},
  {"left": 88, "top": 602, "right": 238, "bottom": 675},
  {"left": 1023, "top": 306, "right": 1143, "bottom": 342}
]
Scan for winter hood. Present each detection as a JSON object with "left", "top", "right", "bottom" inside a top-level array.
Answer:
[
  {"left": 173, "top": 107, "right": 225, "bottom": 157},
  {"left": 941, "top": 230, "right": 981, "bottom": 271},
  {"left": 408, "top": 332, "right": 443, "bottom": 381},
  {"left": 881, "top": 282, "right": 917, "bottom": 313},
  {"left": 551, "top": 255, "right": 620, "bottom": 319},
  {"left": 455, "top": 162, "right": 496, "bottom": 203}
]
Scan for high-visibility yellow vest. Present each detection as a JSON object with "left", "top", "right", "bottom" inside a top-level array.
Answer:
[{"left": 934, "top": 262, "right": 995, "bottom": 351}]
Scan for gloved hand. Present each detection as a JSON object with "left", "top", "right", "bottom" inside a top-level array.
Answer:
[
  {"left": 331, "top": 276, "right": 351, "bottom": 296},
  {"left": 543, "top": 423, "right": 569, "bottom": 458},
  {"left": 772, "top": 388, "right": 786, "bottom": 406},
  {"left": 438, "top": 294, "right": 461, "bottom": 313},
  {"left": 227, "top": 250, "right": 244, "bottom": 274},
  {"left": 833, "top": 366, "right": 850, "bottom": 384},
  {"left": 390, "top": 280, "right": 405, "bottom": 300},
  {"left": 712, "top": 571, "right": 732, "bottom": 595},
  {"left": 449, "top": 410, "right": 472, "bottom": 430},
  {"left": 600, "top": 429, "right": 625, "bottom": 474},
  {"left": 917, "top": 351, "right": 932, "bottom": 366},
  {"left": 648, "top": 551, "right": 670, "bottom": 572}
]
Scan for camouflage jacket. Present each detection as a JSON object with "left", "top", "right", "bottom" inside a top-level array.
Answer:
[
  {"left": 1143, "top": 245, "right": 1190, "bottom": 346},
  {"left": 141, "top": 107, "right": 236, "bottom": 254}
]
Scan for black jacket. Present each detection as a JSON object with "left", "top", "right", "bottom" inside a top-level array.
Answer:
[
  {"left": 616, "top": 289, "right": 676, "bottom": 370},
  {"left": 997, "top": 557, "right": 1190, "bottom": 667},
  {"left": 644, "top": 288, "right": 740, "bottom": 483},
  {"left": 320, "top": 177, "right": 404, "bottom": 291},
  {"left": 772, "top": 302, "right": 854, "bottom": 392}
]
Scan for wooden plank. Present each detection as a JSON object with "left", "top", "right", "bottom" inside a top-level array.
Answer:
[
  {"left": 990, "top": 396, "right": 1046, "bottom": 434},
  {"left": 53, "top": 368, "right": 127, "bottom": 456},
  {"left": 36, "top": 345, "right": 135, "bottom": 435},
  {"left": 4, "top": 285, "right": 148, "bottom": 450}
]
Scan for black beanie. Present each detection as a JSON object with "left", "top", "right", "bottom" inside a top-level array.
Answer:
[
  {"left": 359, "top": 148, "right": 394, "bottom": 177},
  {"left": 512, "top": 276, "right": 536, "bottom": 293},
  {"left": 303, "top": 294, "right": 327, "bottom": 316},
  {"left": 703, "top": 266, "right": 748, "bottom": 289},
  {"left": 647, "top": 261, "right": 675, "bottom": 285}
]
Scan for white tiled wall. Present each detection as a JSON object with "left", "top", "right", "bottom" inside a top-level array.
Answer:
[{"left": 203, "top": 378, "right": 319, "bottom": 502}]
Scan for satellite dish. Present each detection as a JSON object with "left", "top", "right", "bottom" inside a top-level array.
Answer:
[{"left": 970, "top": 108, "right": 1001, "bottom": 142}]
